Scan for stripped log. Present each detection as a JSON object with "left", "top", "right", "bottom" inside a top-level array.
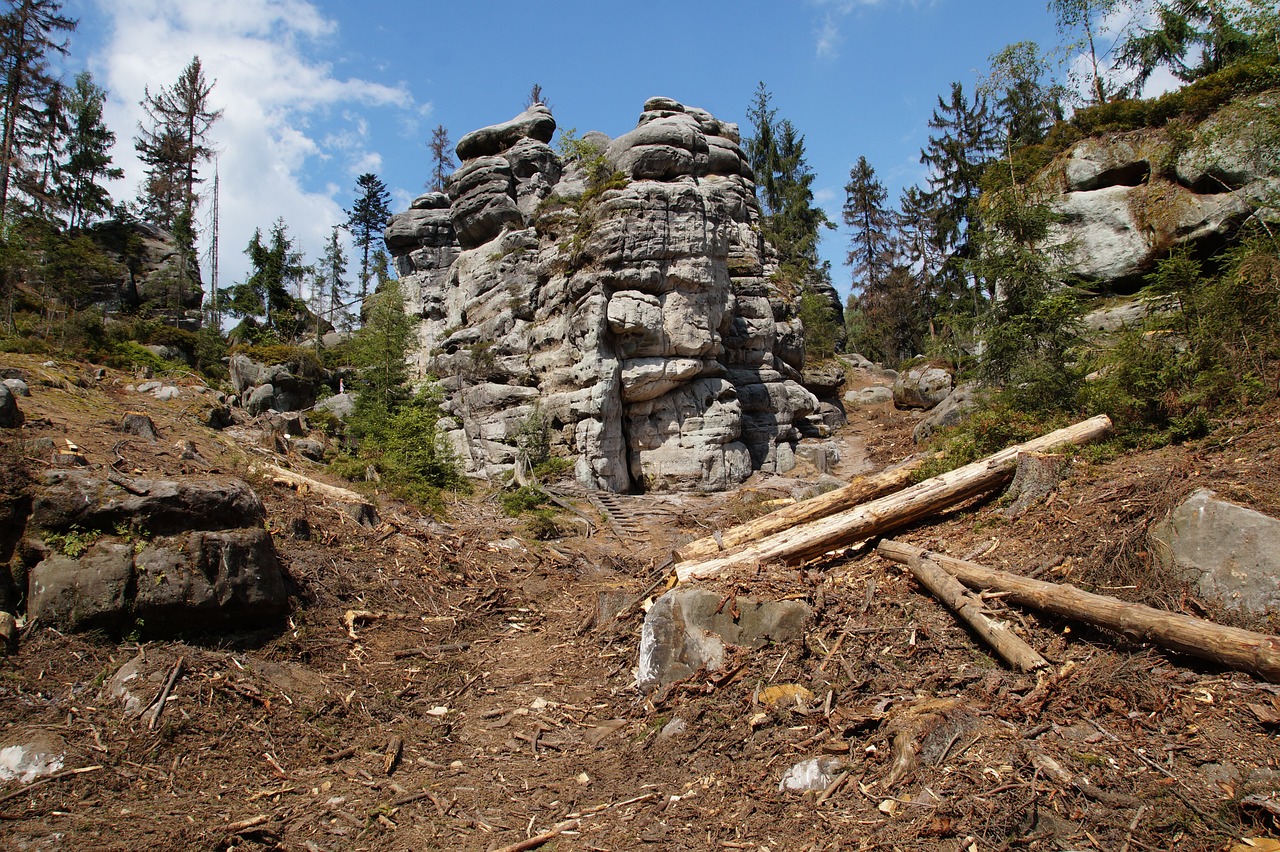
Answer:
[
  {"left": 675, "top": 414, "right": 1112, "bottom": 582},
  {"left": 676, "top": 459, "right": 925, "bottom": 562},
  {"left": 902, "top": 550, "right": 1048, "bottom": 672},
  {"left": 877, "top": 539, "right": 1280, "bottom": 684}
]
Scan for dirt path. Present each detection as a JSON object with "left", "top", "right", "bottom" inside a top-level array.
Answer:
[{"left": 6, "top": 356, "right": 1280, "bottom": 850}]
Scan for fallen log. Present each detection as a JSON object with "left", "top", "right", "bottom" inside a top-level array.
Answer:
[
  {"left": 877, "top": 539, "right": 1280, "bottom": 684},
  {"left": 901, "top": 550, "right": 1048, "bottom": 673},
  {"left": 249, "top": 462, "right": 366, "bottom": 503},
  {"left": 675, "top": 414, "right": 1112, "bottom": 582},
  {"left": 676, "top": 459, "right": 925, "bottom": 562}
]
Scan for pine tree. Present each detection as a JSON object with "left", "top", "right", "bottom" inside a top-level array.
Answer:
[
  {"left": 134, "top": 56, "right": 222, "bottom": 231},
  {"left": 345, "top": 172, "right": 391, "bottom": 300},
  {"left": 0, "top": 0, "right": 75, "bottom": 224},
  {"left": 427, "top": 125, "right": 453, "bottom": 193},
  {"left": 58, "top": 70, "right": 120, "bottom": 231}
]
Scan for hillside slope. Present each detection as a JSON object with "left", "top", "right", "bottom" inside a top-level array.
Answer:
[{"left": 2, "top": 353, "right": 1280, "bottom": 850}]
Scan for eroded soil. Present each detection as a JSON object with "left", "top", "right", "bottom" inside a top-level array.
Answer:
[{"left": 3, "top": 354, "right": 1280, "bottom": 851}]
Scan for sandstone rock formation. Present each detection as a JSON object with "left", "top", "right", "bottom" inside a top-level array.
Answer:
[
  {"left": 23, "top": 471, "right": 286, "bottom": 636},
  {"left": 387, "top": 98, "right": 826, "bottom": 492},
  {"left": 1039, "top": 90, "right": 1280, "bottom": 289},
  {"left": 87, "top": 220, "right": 204, "bottom": 328}
]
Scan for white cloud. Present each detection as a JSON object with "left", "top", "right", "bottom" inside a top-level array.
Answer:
[
  {"left": 89, "top": 0, "right": 416, "bottom": 303},
  {"left": 808, "top": 0, "right": 912, "bottom": 59}
]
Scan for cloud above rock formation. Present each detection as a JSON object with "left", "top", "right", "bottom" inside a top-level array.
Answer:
[{"left": 87, "top": 0, "right": 420, "bottom": 298}]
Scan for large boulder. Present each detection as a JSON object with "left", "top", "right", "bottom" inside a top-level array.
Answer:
[
  {"left": 32, "top": 470, "right": 265, "bottom": 536},
  {"left": 455, "top": 104, "right": 556, "bottom": 160},
  {"left": 229, "top": 352, "right": 321, "bottom": 414},
  {"left": 636, "top": 588, "right": 810, "bottom": 693},
  {"left": 893, "top": 365, "right": 953, "bottom": 410},
  {"left": 913, "top": 382, "right": 980, "bottom": 443},
  {"left": 1150, "top": 488, "right": 1280, "bottom": 615},
  {"left": 0, "top": 383, "right": 20, "bottom": 428},
  {"left": 1040, "top": 90, "right": 1280, "bottom": 289},
  {"left": 27, "top": 471, "right": 286, "bottom": 637}
]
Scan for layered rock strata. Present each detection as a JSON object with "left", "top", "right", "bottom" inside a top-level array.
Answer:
[
  {"left": 388, "top": 98, "right": 823, "bottom": 492},
  {"left": 1038, "top": 90, "right": 1280, "bottom": 289}
]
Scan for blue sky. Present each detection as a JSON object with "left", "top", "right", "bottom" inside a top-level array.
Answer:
[{"left": 56, "top": 0, "right": 1142, "bottom": 302}]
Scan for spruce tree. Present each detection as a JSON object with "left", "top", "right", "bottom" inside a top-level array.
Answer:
[
  {"left": 842, "top": 156, "right": 894, "bottom": 299},
  {"left": 58, "top": 70, "right": 120, "bottom": 231},
  {"left": 919, "top": 81, "right": 998, "bottom": 311},
  {"left": 135, "top": 56, "right": 222, "bottom": 231},
  {"left": 318, "top": 225, "right": 352, "bottom": 333},
  {"left": 0, "top": 0, "right": 75, "bottom": 224},
  {"left": 983, "top": 41, "right": 1064, "bottom": 149},
  {"left": 427, "top": 124, "right": 453, "bottom": 193},
  {"left": 744, "top": 81, "right": 779, "bottom": 216},
  {"left": 345, "top": 172, "right": 391, "bottom": 300},
  {"left": 227, "top": 218, "right": 309, "bottom": 339}
]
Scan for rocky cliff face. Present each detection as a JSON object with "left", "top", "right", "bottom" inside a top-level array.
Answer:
[
  {"left": 386, "top": 98, "right": 824, "bottom": 493},
  {"left": 1039, "top": 90, "right": 1279, "bottom": 290}
]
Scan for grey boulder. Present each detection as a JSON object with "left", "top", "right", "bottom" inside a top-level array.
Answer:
[{"left": 1150, "top": 488, "right": 1280, "bottom": 615}]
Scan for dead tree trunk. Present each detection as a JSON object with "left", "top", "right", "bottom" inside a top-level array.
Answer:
[
  {"left": 675, "top": 415, "right": 1112, "bottom": 582},
  {"left": 902, "top": 549, "right": 1048, "bottom": 672},
  {"left": 877, "top": 539, "right": 1280, "bottom": 684},
  {"left": 676, "top": 460, "right": 924, "bottom": 562}
]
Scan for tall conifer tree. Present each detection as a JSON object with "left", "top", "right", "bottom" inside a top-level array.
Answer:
[
  {"left": 0, "top": 0, "right": 75, "bottom": 223},
  {"left": 345, "top": 172, "right": 391, "bottom": 300}
]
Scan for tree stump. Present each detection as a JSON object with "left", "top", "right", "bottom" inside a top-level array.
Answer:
[
  {"left": 1003, "top": 452, "right": 1067, "bottom": 518},
  {"left": 121, "top": 412, "right": 159, "bottom": 441}
]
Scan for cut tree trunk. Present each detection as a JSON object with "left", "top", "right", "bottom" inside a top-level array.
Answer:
[
  {"left": 675, "top": 414, "right": 1112, "bottom": 582},
  {"left": 902, "top": 549, "right": 1048, "bottom": 672},
  {"left": 1003, "top": 451, "right": 1068, "bottom": 518},
  {"left": 249, "top": 463, "right": 379, "bottom": 526},
  {"left": 877, "top": 539, "right": 1280, "bottom": 684},
  {"left": 676, "top": 460, "right": 925, "bottom": 562}
]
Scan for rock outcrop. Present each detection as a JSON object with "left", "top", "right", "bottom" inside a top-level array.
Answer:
[
  {"left": 1039, "top": 90, "right": 1280, "bottom": 289},
  {"left": 23, "top": 471, "right": 286, "bottom": 636},
  {"left": 87, "top": 220, "right": 204, "bottom": 328},
  {"left": 388, "top": 98, "right": 825, "bottom": 492}
]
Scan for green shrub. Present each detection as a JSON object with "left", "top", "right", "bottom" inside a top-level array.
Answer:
[
  {"left": 917, "top": 400, "right": 1069, "bottom": 481},
  {"left": 232, "top": 343, "right": 323, "bottom": 378},
  {"left": 333, "top": 385, "right": 465, "bottom": 510},
  {"left": 499, "top": 485, "right": 548, "bottom": 516},
  {"left": 1083, "top": 235, "right": 1280, "bottom": 444}
]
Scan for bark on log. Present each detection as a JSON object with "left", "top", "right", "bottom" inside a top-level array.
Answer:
[
  {"left": 903, "top": 550, "right": 1048, "bottom": 672},
  {"left": 877, "top": 539, "right": 1280, "bottom": 684},
  {"left": 675, "top": 414, "right": 1112, "bottom": 582},
  {"left": 677, "top": 460, "right": 925, "bottom": 562},
  {"left": 249, "top": 463, "right": 371, "bottom": 506}
]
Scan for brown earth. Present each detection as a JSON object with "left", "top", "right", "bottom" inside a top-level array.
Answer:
[{"left": 3, "top": 353, "right": 1280, "bottom": 851}]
